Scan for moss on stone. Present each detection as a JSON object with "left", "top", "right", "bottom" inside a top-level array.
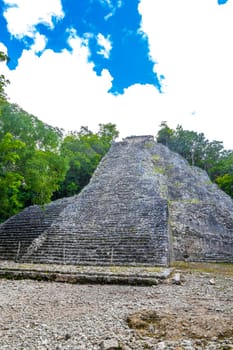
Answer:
[
  {"left": 153, "top": 166, "right": 165, "bottom": 175},
  {"left": 145, "top": 142, "right": 154, "bottom": 149},
  {"left": 151, "top": 154, "right": 161, "bottom": 162}
]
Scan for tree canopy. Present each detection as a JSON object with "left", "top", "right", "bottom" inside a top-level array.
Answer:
[
  {"left": 54, "top": 123, "right": 119, "bottom": 199},
  {"left": 0, "top": 102, "right": 68, "bottom": 220},
  {"left": 0, "top": 51, "right": 9, "bottom": 105}
]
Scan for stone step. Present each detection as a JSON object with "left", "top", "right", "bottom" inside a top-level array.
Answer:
[
  {"left": 23, "top": 257, "right": 160, "bottom": 264},
  {"left": 0, "top": 198, "right": 77, "bottom": 260}
]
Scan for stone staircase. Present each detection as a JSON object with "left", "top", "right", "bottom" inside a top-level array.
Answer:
[
  {"left": 22, "top": 199, "right": 168, "bottom": 266},
  {"left": 0, "top": 197, "right": 75, "bottom": 261},
  {"left": 22, "top": 231, "right": 162, "bottom": 265}
]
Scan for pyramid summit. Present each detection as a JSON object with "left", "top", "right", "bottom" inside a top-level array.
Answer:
[{"left": 0, "top": 135, "right": 232, "bottom": 266}]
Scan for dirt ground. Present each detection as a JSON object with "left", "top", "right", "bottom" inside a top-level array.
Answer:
[
  {"left": 126, "top": 263, "right": 233, "bottom": 344},
  {"left": 0, "top": 263, "right": 232, "bottom": 350}
]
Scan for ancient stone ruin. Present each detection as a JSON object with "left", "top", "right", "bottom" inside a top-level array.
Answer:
[{"left": 0, "top": 136, "right": 232, "bottom": 266}]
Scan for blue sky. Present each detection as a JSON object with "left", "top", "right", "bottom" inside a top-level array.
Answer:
[{"left": 0, "top": 0, "right": 233, "bottom": 148}]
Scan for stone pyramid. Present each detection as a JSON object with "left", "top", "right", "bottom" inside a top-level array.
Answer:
[{"left": 0, "top": 136, "right": 232, "bottom": 266}]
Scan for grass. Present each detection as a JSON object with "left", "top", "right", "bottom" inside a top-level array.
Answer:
[
  {"left": 2, "top": 261, "right": 232, "bottom": 277},
  {"left": 109, "top": 266, "right": 163, "bottom": 273},
  {"left": 172, "top": 261, "right": 233, "bottom": 276}
]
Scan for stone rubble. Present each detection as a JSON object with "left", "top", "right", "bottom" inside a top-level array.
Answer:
[{"left": 0, "top": 270, "right": 232, "bottom": 350}]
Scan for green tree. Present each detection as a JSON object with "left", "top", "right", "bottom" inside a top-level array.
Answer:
[
  {"left": 23, "top": 150, "right": 68, "bottom": 205},
  {"left": 213, "top": 151, "right": 233, "bottom": 197},
  {"left": 0, "top": 51, "right": 9, "bottom": 105},
  {"left": 0, "top": 132, "right": 25, "bottom": 220},
  {"left": 156, "top": 121, "right": 174, "bottom": 147},
  {"left": 0, "top": 103, "right": 63, "bottom": 150},
  {"left": 200, "top": 140, "right": 224, "bottom": 176},
  {"left": 215, "top": 174, "right": 233, "bottom": 197},
  {"left": 54, "top": 123, "right": 118, "bottom": 198},
  {"left": 166, "top": 125, "right": 207, "bottom": 167},
  {"left": 0, "top": 103, "right": 68, "bottom": 221}
]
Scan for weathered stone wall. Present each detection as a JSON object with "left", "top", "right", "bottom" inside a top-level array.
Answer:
[
  {"left": 0, "top": 135, "right": 232, "bottom": 265},
  {"left": 149, "top": 142, "right": 233, "bottom": 263}
]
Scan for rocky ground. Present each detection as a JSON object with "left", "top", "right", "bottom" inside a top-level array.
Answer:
[{"left": 0, "top": 264, "right": 232, "bottom": 350}]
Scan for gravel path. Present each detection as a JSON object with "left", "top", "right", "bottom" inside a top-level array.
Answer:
[{"left": 0, "top": 271, "right": 232, "bottom": 350}]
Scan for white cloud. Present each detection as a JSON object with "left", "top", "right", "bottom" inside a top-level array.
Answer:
[
  {"left": 2, "top": 0, "right": 233, "bottom": 150},
  {"left": 4, "top": 35, "right": 115, "bottom": 132},
  {"left": 99, "top": 0, "right": 122, "bottom": 10},
  {"left": 0, "top": 43, "right": 8, "bottom": 55},
  {"left": 99, "top": 0, "right": 112, "bottom": 7},
  {"left": 103, "top": 0, "right": 123, "bottom": 20},
  {"left": 97, "top": 33, "right": 112, "bottom": 59},
  {"left": 138, "top": 0, "right": 233, "bottom": 148},
  {"left": 31, "top": 33, "right": 47, "bottom": 53},
  {"left": 3, "top": 0, "right": 64, "bottom": 38},
  {"left": 3, "top": 33, "right": 163, "bottom": 139}
]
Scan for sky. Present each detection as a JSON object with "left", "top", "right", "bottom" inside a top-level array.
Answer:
[{"left": 0, "top": 0, "right": 233, "bottom": 149}]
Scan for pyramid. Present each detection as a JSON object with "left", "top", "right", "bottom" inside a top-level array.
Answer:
[{"left": 0, "top": 136, "right": 232, "bottom": 266}]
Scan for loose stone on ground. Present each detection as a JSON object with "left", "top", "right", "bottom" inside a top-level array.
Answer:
[{"left": 0, "top": 267, "right": 232, "bottom": 350}]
